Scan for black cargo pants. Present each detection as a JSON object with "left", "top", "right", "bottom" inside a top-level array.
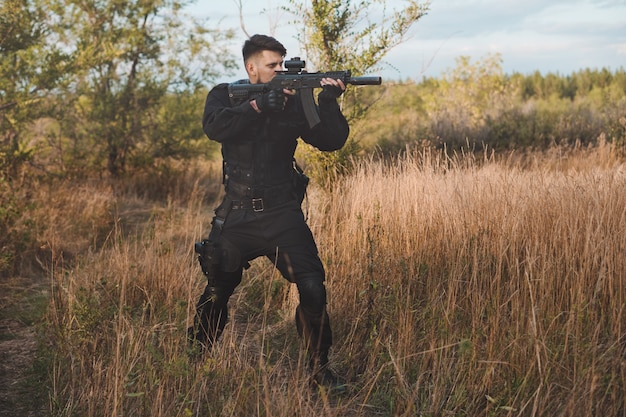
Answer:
[{"left": 191, "top": 197, "right": 333, "bottom": 356}]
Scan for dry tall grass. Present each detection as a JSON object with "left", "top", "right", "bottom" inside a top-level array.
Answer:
[{"left": 43, "top": 145, "right": 625, "bottom": 416}]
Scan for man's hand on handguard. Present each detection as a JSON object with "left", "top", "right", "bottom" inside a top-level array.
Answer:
[{"left": 318, "top": 78, "right": 346, "bottom": 100}]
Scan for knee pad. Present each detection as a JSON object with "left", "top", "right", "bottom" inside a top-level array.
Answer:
[{"left": 296, "top": 275, "right": 327, "bottom": 316}]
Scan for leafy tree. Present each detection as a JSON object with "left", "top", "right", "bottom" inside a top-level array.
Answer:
[
  {"left": 286, "top": 0, "right": 428, "bottom": 74},
  {"left": 0, "top": 0, "right": 67, "bottom": 179},
  {"left": 423, "top": 53, "right": 520, "bottom": 147},
  {"left": 48, "top": 0, "right": 236, "bottom": 176},
  {"left": 0, "top": 0, "right": 67, "bottom": 275},
  {"left": 284, "top": 0, "right": 430, "bottom": 179}
]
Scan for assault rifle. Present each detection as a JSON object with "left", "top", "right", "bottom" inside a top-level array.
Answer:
[{"left": 228, "top": 57, "right": 382, "bottom": 128}]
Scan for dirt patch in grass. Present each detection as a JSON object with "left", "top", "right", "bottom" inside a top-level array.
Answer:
[{"left": 0, "top": 275, "right": 49, "bottom": 417}]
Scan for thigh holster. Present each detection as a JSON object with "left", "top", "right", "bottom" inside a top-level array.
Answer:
[
  {"left": 194, "top": 215, "right": 244, "bottom": 283},
  {"left": 194, "top": 216, "right": 226, "bottom": 301},
  {"left": 195, "top": 239, "right": 220, "bottom": 278}
]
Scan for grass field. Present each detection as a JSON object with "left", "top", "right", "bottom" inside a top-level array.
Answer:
[{"left": 35, "top": 143, "right": 625, "bottom": 416}]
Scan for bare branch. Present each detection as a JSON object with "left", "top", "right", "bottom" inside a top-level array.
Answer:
[
  {"left": 233, "top": 0, "right": 251, "bottom": 38},
  {"left": 0, "top": 102, "right": 18, "bottom": 112},
  {"left": 264, "top": 1, "right": 283, "bottom": 36}
]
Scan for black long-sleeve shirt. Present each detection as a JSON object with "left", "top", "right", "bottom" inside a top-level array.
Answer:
[{"left": 202, "top": 83, "right": 349, "bottom": 188}]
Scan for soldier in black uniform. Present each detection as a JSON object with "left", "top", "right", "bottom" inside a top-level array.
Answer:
[{"left": 188, "top": 34, "right": 349, "bottom": 389}]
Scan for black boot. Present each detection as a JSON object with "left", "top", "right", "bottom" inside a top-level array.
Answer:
[
  {"left": 308, "top": 351, "right": 347, "bottom": 393},
  {"left": 187, "top": 324, "right": 214, "bottom": 356},
  {"left": 188, "top": 286, "right": 228, "bottom": 355}
]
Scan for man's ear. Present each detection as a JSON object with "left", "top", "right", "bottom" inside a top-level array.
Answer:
[{"left": 246, "top": 61, "right": 256, "bottom": 78}]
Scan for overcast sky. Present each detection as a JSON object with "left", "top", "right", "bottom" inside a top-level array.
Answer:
[{"left": 188, "top": 0, "right": 626, "bottom": 81}]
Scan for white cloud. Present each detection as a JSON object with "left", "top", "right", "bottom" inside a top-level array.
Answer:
[{"left": 523, "top": 1, "right": 626, "bottom": 34}]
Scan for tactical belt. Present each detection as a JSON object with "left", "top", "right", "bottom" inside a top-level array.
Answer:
[
  {"left": 225, "top": 177, "right": 295, "bottom": 212},
  {"left": 229, "top": 192, "right": 294, "bottom": 212}
]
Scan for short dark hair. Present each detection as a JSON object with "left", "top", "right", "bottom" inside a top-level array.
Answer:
[{"left": 242, "top": 34, "right": 287, "bottom": 63}]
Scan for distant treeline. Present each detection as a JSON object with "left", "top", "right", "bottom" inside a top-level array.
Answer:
[{"left": 353, "top": 55, "right": 626, "bottom": 153}]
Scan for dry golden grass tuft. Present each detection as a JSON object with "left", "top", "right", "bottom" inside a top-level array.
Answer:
[{"left": 40, "top": 146, "right": 625, "bottom": 416}]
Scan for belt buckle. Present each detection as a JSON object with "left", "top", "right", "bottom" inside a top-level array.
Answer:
[{"left": 252, "top": 198, "right": 264, "bottom": 212}]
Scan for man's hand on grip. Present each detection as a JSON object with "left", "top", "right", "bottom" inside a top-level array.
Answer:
[{"left": 257, "top": 89, "right": 286, "bottom": 112}]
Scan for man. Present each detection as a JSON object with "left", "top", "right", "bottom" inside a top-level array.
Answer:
[{"left": 189, "top": 34, "right": 349, "bottom": 390}]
